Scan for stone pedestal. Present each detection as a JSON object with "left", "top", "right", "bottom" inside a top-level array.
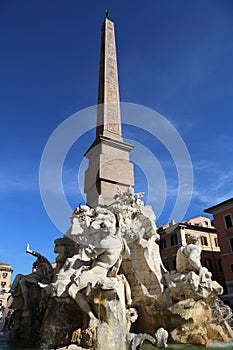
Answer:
[{"left": 85, "top": 137, "right": 134, "bottom": 207}]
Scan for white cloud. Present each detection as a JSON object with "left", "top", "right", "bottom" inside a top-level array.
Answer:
[
  {"left": 192, "top": 165, "right": 233, "bottom": 207},
  {"left": 0, "top": 171, "right": 38, "bottom": 194}
]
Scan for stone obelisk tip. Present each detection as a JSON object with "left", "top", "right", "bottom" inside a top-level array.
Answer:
[{"left": 105, "top": 9, "right": 109, "bottom": 19}]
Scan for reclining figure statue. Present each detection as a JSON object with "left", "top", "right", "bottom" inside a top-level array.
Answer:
[
  {"left": 10, "top": 244, "right": 53, "bottom": 311},
  {"left": 176, "top": 234, "right": 213, "bottom": 284}
]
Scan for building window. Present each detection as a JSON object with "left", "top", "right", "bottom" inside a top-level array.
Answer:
[
  {"left": 200, "top": 236, "right": 208, "bottom": 246},
  {"left": 0, "top": 300, "right": 2, "bottom": 306},
  {"left": 160, "top": 239, "right": 166, "bottom": 250},
  {"left": 1, "top": 282, "right": 6, "bottom": 288},
  {"left": 224, "top": 215, "right": 233, "bottom": 228},
  {"left": 2, "top": 273, "right": 7, "bottom": 279},
  {"left": 171, "top": 234, "right": 178, "bottom": 246},
  {"left": 185, "top": 234, "right": 190, "bottom": 243},
  {"left": 204, "top": 258, "right": 213, "bottom": 272},
  {"left": 229, "top": 237, "right": 233, "bottom": 252},
  {"left": 214, "top": 238, "right": 219, "bottom": 247}
]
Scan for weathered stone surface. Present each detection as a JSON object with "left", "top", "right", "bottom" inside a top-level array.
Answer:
[
  {"left": 171, "top": 323, "right": 229, "bottom": 347},
  {"left": 93, "top": 278, "right": 129, "bottom": 350},
  {"left": 40, "top": 299, "right": 84, "bottom": 348},
  {"left": 207, "top": 323, "right": 228, "bottom": 342},
  {"left": 84, "top": 17, "right": 134, "bottom": 208},
  {"left": 165, "top": 236, "right": 232, "bottom": 346},
  {"left": 97, "top": 19, "right": 122, "bottom": 140},
  {"left": 9, "top": 189, "right": 233, "bottom": 348},
  {"left": 169, "top": 299, "right": 211, "bottom": 323}
]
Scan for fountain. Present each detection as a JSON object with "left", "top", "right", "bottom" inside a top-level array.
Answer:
[
  {"left": 6, "top": 13, "right": 233, "bottom": 350},
  {"left": 8, "top": 188, "right": 233, "bottom": 349}
]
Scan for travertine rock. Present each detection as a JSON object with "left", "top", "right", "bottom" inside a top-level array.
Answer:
[
  {"left": 9, "top": 189, "right": 233, "bottom": 348},
  {"left": 169, "top": 299, "right": 211, "bottom": 323}
]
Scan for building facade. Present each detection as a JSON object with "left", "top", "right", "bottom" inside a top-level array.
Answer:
[
  {"left": 0, "top": 262, "right": 12, "bottom": 308},
  {"left": 158, "top": 216, "right": 225, "bottom": 288},
  {"left": 205, "top": 198, "right": 233, "bottom": 295}
]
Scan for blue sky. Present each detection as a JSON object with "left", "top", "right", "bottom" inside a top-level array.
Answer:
[{"left": 1, "top": 0, "right": 233, "bottom": 277}]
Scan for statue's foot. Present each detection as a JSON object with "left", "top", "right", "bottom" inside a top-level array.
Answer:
[
  {"left": 38, "top": 282, "right": 48, "bottom": 288},
  {"left": 127, "top": 298, "right": 132, "bottom": 307},
  {"left": 38, "top": 282, "right": 53, "bottom": 295}
]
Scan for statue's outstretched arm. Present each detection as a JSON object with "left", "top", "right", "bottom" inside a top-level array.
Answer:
[{"left": 26, "top": 243, "right": 42, "bottom": 258}]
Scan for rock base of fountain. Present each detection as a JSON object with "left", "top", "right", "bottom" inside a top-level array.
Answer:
[
  {"left": 39, "top": 277, "right": 134, "bottom": 350},
  {"left": 162, "top": 264, "right": 233, "bottom": 346},
  {"left": 8, "top": 189, "right": 233, "bottom": 348},
  {"left": 169, "top": 298, "right": 232, "bottom": 346}
]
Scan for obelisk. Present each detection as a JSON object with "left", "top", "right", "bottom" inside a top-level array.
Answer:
[{"left": 84, "top": 13, "right": 134, "bottom": 207}]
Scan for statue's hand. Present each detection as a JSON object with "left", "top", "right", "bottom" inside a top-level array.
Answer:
[
  {"left": 85, "top": 244, "right": 98, "bottom": 259},
  {"left": 201, "top": 267, "right": 212, "bottom": 279}
]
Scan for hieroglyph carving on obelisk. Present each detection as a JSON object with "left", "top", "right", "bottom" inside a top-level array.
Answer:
[{"left": 84, "top": 16, "right": 134, "bottom": 207}]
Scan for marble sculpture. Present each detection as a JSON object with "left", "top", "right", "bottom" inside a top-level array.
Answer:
[{"left": 9, "top": 188, "right": 233, "bottom": 349}]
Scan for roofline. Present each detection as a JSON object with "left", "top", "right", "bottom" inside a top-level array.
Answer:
[
  {"left": 0, "top": 262, "right": 12, "bottom": 268},
  {"left": 204, "top": 198, "right": 233, "bottom": 213},
  {"left": 0, "top": 262, "right": 11, "bottom": 266},
  {"left": 158, "top": 222, "right": 216, "bottom": 234}
]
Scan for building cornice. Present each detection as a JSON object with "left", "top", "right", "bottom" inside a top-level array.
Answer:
[
  {"left": 158, "top": 222, "right": 216, "bottom": 235},
  {"left": 205, "top": 198, "right": 233, "bottom": 215},
  {"left": 85, "top": 135, "right": 134, "bottom": 157}
]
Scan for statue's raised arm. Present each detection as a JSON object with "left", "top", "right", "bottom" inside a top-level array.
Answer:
[
  {"left": 11, "top": 244, "right": 53, "bottom": 312},
  {"left": 26, "top": 243, "right": 42, "bottom": 259}
]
